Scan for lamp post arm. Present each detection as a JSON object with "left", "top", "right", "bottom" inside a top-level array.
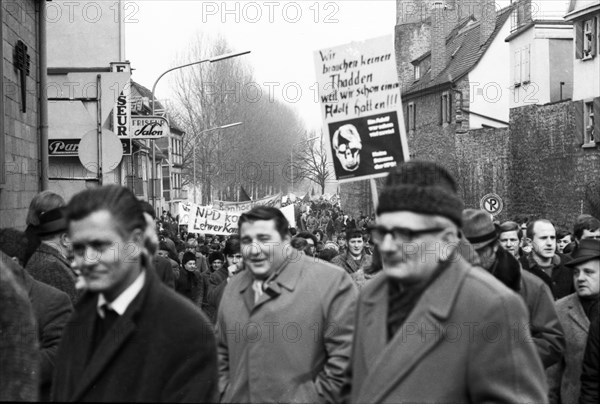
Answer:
[{"left": 151, "top": 59, "right": 211, "bottom": 115}]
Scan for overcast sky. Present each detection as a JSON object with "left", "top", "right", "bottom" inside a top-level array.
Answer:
[{"left": 125, "top": 0, "right": 397, "bottom": 130}]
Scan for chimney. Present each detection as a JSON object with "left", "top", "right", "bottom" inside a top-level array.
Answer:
[
  {"left": 444, "top": 0, "right": 458, "bottom": 39},
  {"left": 480, "top": 0, "right": 496, "bottom": 46},
  {"left": 431, "top": 1, "right": 446, "bottom": 78}
]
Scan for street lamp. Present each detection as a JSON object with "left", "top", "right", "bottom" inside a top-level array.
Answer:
[
  {"left": 290, "top": 136, "right": 319, "bottom": 194},
  {"left": 148, "top": 50, "right": 250, "bottom": 209},
  {"left": 192, "top": 122, "right": 243, "bottom": 204}
]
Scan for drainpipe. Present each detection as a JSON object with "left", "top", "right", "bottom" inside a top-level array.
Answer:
[{"left": 38, "top": 0, "right": 49, "bottom": 190}]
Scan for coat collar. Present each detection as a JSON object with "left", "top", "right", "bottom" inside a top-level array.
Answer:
[
  {"left": 69, "top": 267, "right": 156, "bottom": 401},
  {"left": 357, "top": 255, "right": 470, "bottom": 403},
  {"left": 237, "top": 255, "right": 304, "bottom": 312}
]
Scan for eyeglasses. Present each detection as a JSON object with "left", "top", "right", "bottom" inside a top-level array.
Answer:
[{"left": 368, "top": 225, "right": 446, "bottom": 243}]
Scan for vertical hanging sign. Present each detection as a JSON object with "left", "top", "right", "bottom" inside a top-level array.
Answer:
[
  {"left": 110, "top": 62, "right": 131, "bottom": 138},
  {"left": 110, "top": 62, "right": 131, "bottom": 155}
]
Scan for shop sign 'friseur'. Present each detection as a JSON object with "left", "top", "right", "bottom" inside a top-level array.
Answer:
[{"left": 130, "top": 116, "right": 171, "bottom": 139}]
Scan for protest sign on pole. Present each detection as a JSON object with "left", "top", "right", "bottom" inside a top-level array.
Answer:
[{"left": 314, "top": 35, "right": 410, "bottom": 183}]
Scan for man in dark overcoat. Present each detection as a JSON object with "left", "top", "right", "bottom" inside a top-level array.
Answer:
[{"left": 52, "top": 185, "right": 218, "bottom": 402}]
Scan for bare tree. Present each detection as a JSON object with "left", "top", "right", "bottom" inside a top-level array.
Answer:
[
  {"left": 295, "top": 131, "right": 332, "bottom": 194},
  {"left": 171, "top": 32, "right": 305, "bottom": 204}
]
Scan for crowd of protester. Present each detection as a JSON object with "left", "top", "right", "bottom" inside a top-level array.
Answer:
[{"left": 0, "top": 160, "right": 598, "bottom": 403}]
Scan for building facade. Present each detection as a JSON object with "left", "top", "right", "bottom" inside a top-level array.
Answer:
[{"left": 0, "top": 0, "right": 42, "bottom": 228}]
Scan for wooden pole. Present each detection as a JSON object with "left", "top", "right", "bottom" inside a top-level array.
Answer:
[{"left": 370, "top": 179, "right": 379, "bottom": 212}]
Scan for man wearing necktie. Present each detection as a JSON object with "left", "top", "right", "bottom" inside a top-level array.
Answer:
[
  {"left": 51, "top": 185, "right": 218, "bottom": 402},
  {"left": 216, "top": 206, "right": 358, "bottom": 403}
]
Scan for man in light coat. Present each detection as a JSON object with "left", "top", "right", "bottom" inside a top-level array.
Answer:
[
  {"left": 548, "top": 238, "right": 599, "bottom": 404},
  {"left": 216, "top": 206, "right": 357, "bottom": 403},
  {"left": 345, "top": 161, "right": 547, "bottom": 404}
]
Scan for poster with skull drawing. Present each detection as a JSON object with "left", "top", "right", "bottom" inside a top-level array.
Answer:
[{"left": 315, "top": 35, "right": 409, "bottom": 182}]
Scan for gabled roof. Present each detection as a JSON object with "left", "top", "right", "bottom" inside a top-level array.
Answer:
[
  {"left": 403, "top": 5, "right": 514, "bottom": 97},
  {"left": 131, "top": 81, "right": 184, "bottom": 133},
  {"left": 409, "top": 16, "right": 475, "bottom": 66}
]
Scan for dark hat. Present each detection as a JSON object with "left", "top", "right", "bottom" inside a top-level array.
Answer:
[
  {"left": 37, "top": 207, "right": 67, "bottom": 236},
  {"left": 377, "top": 161, "right": 464, "bottom": 226},
  {"left": 462, "top": 209, "right": 498, "bottom": 249},
  {"left": 181, "top": 252, "right": 196, "bottom": 266},
  {"left": 565, "top": 239, "right": 600, "bottom": 267}
]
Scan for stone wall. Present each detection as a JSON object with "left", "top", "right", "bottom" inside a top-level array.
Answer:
[
  {"left": 508, "top": 100, "right": 600, "bottom": 229},
  {"left": 1, "top": 0, "right": 40, "bottom": 229}
]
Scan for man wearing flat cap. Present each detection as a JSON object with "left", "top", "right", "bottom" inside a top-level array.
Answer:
[
  {"left": 26, "top": 207, "right": 80, "bottom": 303},
  {"left": 345, "top": 161, "right": 547, "bottom": 403},
  {"left": 548, "top": 239, "right": 600, "bottom": 404}
]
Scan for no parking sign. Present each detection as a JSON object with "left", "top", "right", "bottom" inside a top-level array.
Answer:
[{"left": 480, "top": 193, "right": 503, "bottom": 216}]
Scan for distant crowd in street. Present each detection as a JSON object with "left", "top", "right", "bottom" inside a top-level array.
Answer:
[{"left": 1, "top": 160, "right": 598, "bottom": 403}]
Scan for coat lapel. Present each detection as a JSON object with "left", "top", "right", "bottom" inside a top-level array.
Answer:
[
  {"left": 70, "top": 271, "right": 153, "bottom": 401},
  {"left": 568, "top": 295, "right": 590, "bottom": 332},
  {"left": 357, "top": 259, "right": 469, "bottom": 404},
  {"left": 360, "top": 277, "right": 388, "bottom": 370}
]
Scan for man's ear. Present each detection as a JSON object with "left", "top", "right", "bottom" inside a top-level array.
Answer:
[
  {"left": 60, "top": 232, "right": 71, "bottom": 248},
  {"left": 440, "top": 226, "right": 459, "bottom": 245}
]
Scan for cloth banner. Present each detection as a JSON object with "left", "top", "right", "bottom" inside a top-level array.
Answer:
[
  {"left": 213, "top": 193, "right": 282, "bottom": 212},
  {"left": 281, "top": 204, "right": 296, "bottom": 228},
  {"left": 178, "top": 203, "right": 241, "bottom": 235}
]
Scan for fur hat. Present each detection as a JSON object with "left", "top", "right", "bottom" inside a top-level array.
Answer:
[
  {"left": 377, "top": 161, "right": 464, "bottom": 226},
  {"left": 181, "top": 252, "right": 197, "bottom": 266}
]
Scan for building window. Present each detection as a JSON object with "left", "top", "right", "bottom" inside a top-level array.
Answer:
[
  {"left": 407, "top": 102, "right": 416, "bottom": 131},
  {"left": 414, "top": 64, "right": 420, "bottom": 81},
  {"left": 585, "top": 100, "right": 595, "bottom": 144},
  {"left": 577, "top": 18, "right": 597, "bottom": 60},
  {"left": 440, "top": 92, "right": 452, "bottom": 124}
]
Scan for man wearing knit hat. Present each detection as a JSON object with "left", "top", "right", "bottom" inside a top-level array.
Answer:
[{"left": 346, "top": 161, "right": 547, "bottom": 403}]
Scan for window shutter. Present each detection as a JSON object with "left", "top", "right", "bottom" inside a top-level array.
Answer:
[
  {"left": 448, "top": 92, "right": 452, "bottom": 123},
  {"left": 523, "top": 45, "right": 531, "bottom": 82},
  {"left": 591, "top": 17, "right": 597, "bottom": 56},
  {"left": 406, "top": 104, "right": 410, "bottom": 131},
  {"left": 514, "top": 49, "right": 522, "bottom": 83},
  {"left": 439, "top": 95, "right": 443, "bottom": 125},
  {"left": 574, "top": 100, "right": 584, "bottom": 142},
  {"left": 576, "top": 21, "right": 583, "bottom": 59},
  {"left": 594, "top": 97, "right": 600, "bottom": 143}
]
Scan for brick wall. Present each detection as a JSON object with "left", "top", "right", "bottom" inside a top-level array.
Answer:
[
  {"left": 508, "top": 101, "right": 600, "bottom": 229},
  {"left": 395, "top": 21, "right": 431, "bottom": 92},
  {"left": 455, "top": 127, "right": 510, "bottom": 222},
  {"left": 1, "top": 0, "right": 40, "bottom": 230}
]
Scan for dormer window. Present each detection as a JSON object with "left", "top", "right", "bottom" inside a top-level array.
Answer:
[{"left": 414, "top": 64, "right": 421, "bottom": 80}]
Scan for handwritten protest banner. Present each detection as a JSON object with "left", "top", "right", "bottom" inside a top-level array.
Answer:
[
  {"left": 314, "top": 35, "right": 410, "bottom": 183},
  {"left": 213, "top": 193, "right": 282, "bottom": 212},
  {"left": 178, "top": 203, "right": 241, "bottom": 235}
]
